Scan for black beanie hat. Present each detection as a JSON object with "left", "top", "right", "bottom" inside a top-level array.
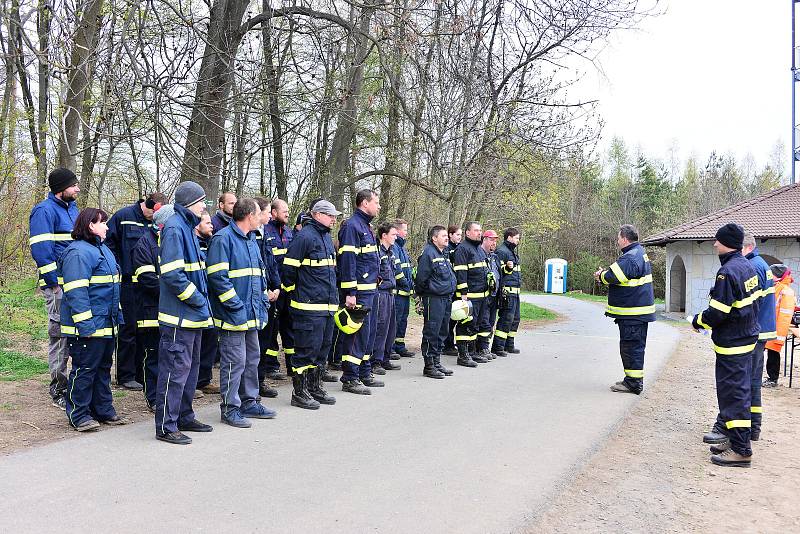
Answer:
[
  {"left": 714, "top": 223, "right": 744, "bottom": 250},
  {"left": 48, "top": 168, "right": 78, "bottom": 194}
]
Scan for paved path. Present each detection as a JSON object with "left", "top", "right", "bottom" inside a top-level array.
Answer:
[{"left": 0, "top": 295, "right": 679, "bottom": 533}]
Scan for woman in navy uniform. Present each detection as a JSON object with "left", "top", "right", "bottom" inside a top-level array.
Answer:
[{"left": 58, "top": 208, "right": 127, "bottom": 432}]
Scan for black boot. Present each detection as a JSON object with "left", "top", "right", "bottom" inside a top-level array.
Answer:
[
  {"left": 479, "top": 347, "right": 494, "bottom": 361},
  {"left": 433, "top": 354, "right": 453, "bottom": 376},
  {"left": 382, "top": 359, "right": 401, "bottom": 371},
  {"left": 321, "top": 364, "right": 339, "bottom": 383},
  {"left": 291, "top": 374, "right": 320, "bottom": 410},
  {"left": 457, "top": 342, "right": 477, "bottom": 368},
  {"left": 307, "top": 368, "right": 336, "bottom": 405},
  {"left": 442, "top": 345, "right": 458, "bottom": 356},
  {"left": 470, "top": 341, "right": 488, "bottom": 363},
  {"left": 506, "top": 338, "right": 520, "bottom": 354},
  {"left": 491, "top": 342, "right": 507, "bottom": 357},
  {"left": 259, "top": 381, "right": 278, "bottom": 398},
  {"left": 423, "top": 356, "right": 445, "bottom": 379}
]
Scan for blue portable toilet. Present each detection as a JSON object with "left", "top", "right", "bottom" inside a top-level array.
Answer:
[{"left": 544, "top": 258, "right": 568, "bottom": 294}]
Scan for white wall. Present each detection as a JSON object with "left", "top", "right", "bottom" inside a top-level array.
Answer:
[{"left": 664, "top": 239, "right": 800, "bottom": 316}]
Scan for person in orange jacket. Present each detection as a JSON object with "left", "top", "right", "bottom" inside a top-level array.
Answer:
[{"left": 763, "top": 264, "right": 795, "bottom": 387}]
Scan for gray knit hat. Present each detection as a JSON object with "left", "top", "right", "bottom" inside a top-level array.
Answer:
[
  {"left": 174, "top": 181, "right": 206, "bottom": 208},
  {"left": 152, "top": 204, "right": 175, "bottom": 227}
]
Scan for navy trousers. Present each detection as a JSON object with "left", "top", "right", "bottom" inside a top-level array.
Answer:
[
  {"left": 616, "top": 319, "right": 648, "bottom": 392},
  {"left": 456, "top": 297, "right": 491, "bottom": 350},
  {"left": 65, "top": 337, "right": 117, "bottom": 427},
  {"left": 713, "top": 349, "right": 753, "bottom": 456},
  {"left": 373, "top": 291, "right": 396, "bottom": 365},
  {"left": 138, "top": 327, "right": 160, "bottom": 407},
  {"left": 421, "top": 295, "right": 451, "bottom": 357},
  {"left": 259, "top": 292, "right": 295, "bottom": 379},
  {"left": 392, "top": 294, "right": 411, "bottom": 354},
  {"left": 291, "top": 312, "right": 335, "bottom": 373},
  {"left": 116, "top": 282, "right": 143, "bottom": 384},
  {"left": 340, "top": 292, "right": 377, "bottom": 382},
  {"left": 493, "top": 294, "right": 520, "bottom": 351},
  {"left": 197, "top": 327, "right": 218, "bottom": 389},
  {"left": 154, "top": 326, "right": 202, "bottom": 436}
]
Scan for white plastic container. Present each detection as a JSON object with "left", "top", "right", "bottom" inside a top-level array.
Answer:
[{"left": 544, "top": 258, "right": 568, "bottom": 294}]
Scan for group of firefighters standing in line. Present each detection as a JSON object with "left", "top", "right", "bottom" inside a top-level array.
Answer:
[
  {"left": 29, "top": 166, "right": 786, "bottom": 463},
  {"left": 28, "top": 169, "right": 524, "bottom": 444},
  {"left": 598, "top": 222, "right": 794, "bottom": 468}
]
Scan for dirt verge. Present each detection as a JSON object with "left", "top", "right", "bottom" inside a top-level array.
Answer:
[{"left": 528, "top": 330, "right": 800, "bottom": 533}]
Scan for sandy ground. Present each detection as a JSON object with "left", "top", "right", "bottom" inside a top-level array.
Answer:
[{"left": 528, "top": 328, "right": 800, "bottom": 533}]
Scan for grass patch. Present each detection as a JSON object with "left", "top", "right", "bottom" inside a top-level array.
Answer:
[
  {"left": 0, "top": 277, "right": 48, "bottom": 340},
  {"left": 520, "top": 301, "right": 558, "bottom": 321},
  {"left": 0, "top": 348, "right": 49, "bottom": 381},
  {"left": 113, "top": 390, "right": 127, "bottom": 399},
  {"left": 0, "top": 402, "right": 18, "bottom": 410}
]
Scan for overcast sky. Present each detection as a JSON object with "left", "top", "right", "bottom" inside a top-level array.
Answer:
[{"left": 580, "top": 1, "right": 790, "bottom": 174}]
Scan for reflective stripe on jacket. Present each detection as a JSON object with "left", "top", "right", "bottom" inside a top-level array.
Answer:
[
  {"left": 453, "top": 238, "right": 488, "bottom": 299},
  {"left": 496, "top": 241, "right": 521, "bottom": 288},
  {"left": 602, "top": 242, "right": 655, "bottom": 321},
  {"left": 29, "top": 193, "right": 79, "bottom": 288},
  {"left": 391, "top": 236, "right": 413, "bottom": 295},
  {"left": 106, "top": 202, "right": 152, "bottom": 280},
  {"left": 58, "top": 238, "right": 123, "bottom": 337},
  {"left": 692, "top": 250, "right": 760, "bottom": 355},
  {"left": 131, "top": 228, "right": 160, "bottom": 328},
  {"left": 281, "top": 218, "right": 338, "bottom": 316},
  {"left": 207, "top": 223, "right": 269, "bottom": 331},
  {"left": 416, "top": 243, "right": 456, "bottom": 297},
  {"left": 337, "top": 209, "right": 379, "bottom": 295},
  {"left": 157, "top": 205, "right": 212, "bottom": 329}
]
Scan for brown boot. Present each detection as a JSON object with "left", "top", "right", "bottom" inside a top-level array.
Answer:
[
  {"left": 710, "top": 449, "right": 751, "bottom": 468},
  {"left": 200, "top": 383, "right": 220, "bottom": 394}
]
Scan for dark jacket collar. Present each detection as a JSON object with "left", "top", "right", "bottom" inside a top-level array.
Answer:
[
  {"left": 309, "top": 218, "right": 331, "bottom": 234},
  {"left": 719, "top": 250, "right": 742, "bottom": 265},
  {"left": 621, "top": 242, "right": 639, "bottom": 254},
  {"left": 354, "top": 208, "right": 374, "bottom": 224},
  {"left": 745, "top": 248, "right": 760, "bottom": 260},
  {"left": 396, "top": 236, "right": 406, "bottom": 248},
  {"left": 175, "top": 204, "right": 200, "bottom": 227},
  {"left": 465, "top": 236, "right": 481, "bottom": 247},
  {"left": 48, "top": 192, "right": 73, "bottom": 209}
]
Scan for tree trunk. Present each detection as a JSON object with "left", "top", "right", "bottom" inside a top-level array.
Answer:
[
  {"left": 179, "top": 0, "right": 250, "bottom": 201},
  {"left": 36, "top": 0, "right": 50, "bottom": 191},
  {"left": 56, "top": 0, "right": 104, "bottom": 171},
  {"left": 262, "top": 0, "right": 286, "bottom": 199},
  {"left": 320, "top": 1, "right": 376, "bottom": 210}
]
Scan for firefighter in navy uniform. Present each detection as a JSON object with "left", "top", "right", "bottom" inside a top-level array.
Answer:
[
  {"left": 253, "top": 197, "right": 283, "bottom": 398},
  {"left": 131, "top": 204, "right": 174, "bottom": 410},
  {"left": 595, "top": 224, "right": 655, "bottom": 395},
  {"left": 442, "top": 225, "right": 463, "bottom": 355},
  {"left": 492, "top": 228, "right": 522, "bottom": 356},
  {"left": 337, "top": 189, "right": 383, "bottom": 394},
  {"left": 415, "top": 225, "right": 457, "bottom": 379},
  {"left": 740, "top": 234, "right": 775, "bottom": 442},
  {"left": 259, "top": 199, "right": 295, "bottom": 384},
  {"left": 196, "top": 209, "right": 222, "bottom": 396},
  {"left": 371, "top": 222, "right": 401, "bottom": 374},
  {"left": 391, "top": 219, "right": 416, "bottom": 359},
  {"left": 692, "top": 223, "right": 760, "bottom": 468},
  {"left": 105, "top": 192, "right": 167, "bottom": 390},
  {"left": 453, "top": 221, "right": 491, "bottom": 366},
  {"left": 281, "top": 200, "right": 341, "bottom": 409}
]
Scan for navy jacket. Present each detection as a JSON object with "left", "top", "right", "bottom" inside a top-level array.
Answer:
[
  {"left": 58, "top": 238, "right": 123, "bottom": 337},
  {"left": 693, "top": 251, "right": 760, "bottom": 355},
  {"left": 746, "top": 248, "right": 777, "bottom": 341},
  {"left": 207, "top": 223, "right": 269, "bottom": 331},
  {"left": 415, "top": 243, "right": 456, "bottom": 297},
  {"left": 255, "top": 227, "right": 281, "bottom": 291},
  {"left": 211, "top": 210, "right": 232, "bottom": 234},
  {"left": 131, "top": 228, "right": 160, "bottom": 328},
  {"left": 106, "top": 202, "right": 152, "bottom": 281},
  {"left": 392, "top": 236, "right": 413, "bottom": 297},
  {"left": 29, "top": 193, "right": 79, "bottom": 288},
  {"left": 496, "top": 241, "right": 521, "bottom": 291},
  {"left": 282, "top": 218, "right": 339, "bottom": 316},
  {"left": 158, "top": 205, "right": 212, "bottom": 329},
  {"left": 337, "top": 209, "right": 379, "bottom": 296},
  {"left": 453, "top": 237, "right": 488, "bottom": 298},
  {"left": 377, "top": 243, "right": 397, "bottom": 291},
  {"left": 601, "top": 242, "right": 655, "bottom": 322},
  {"left": 263, "top": 219, "right": 294, "bottom": 264}
]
